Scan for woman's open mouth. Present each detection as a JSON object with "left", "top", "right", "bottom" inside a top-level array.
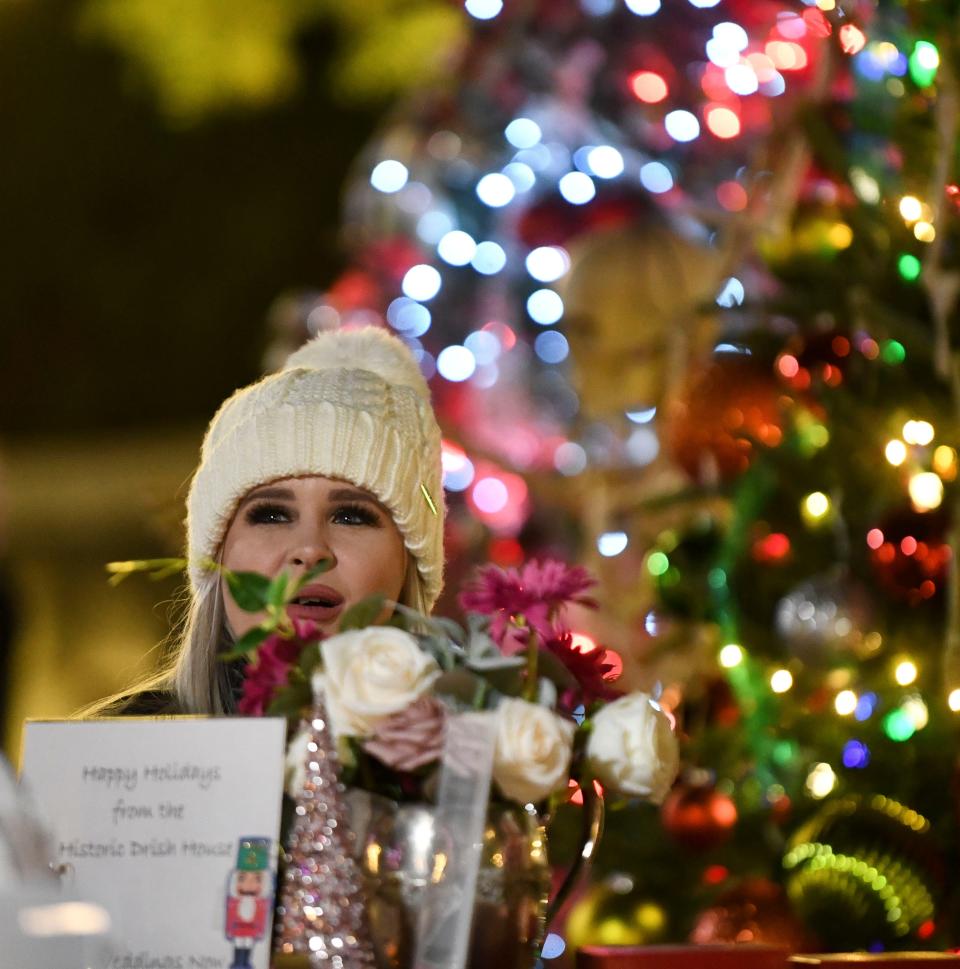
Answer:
[{"left": 285, "top": 584, "right": 344, "bottom": 623}]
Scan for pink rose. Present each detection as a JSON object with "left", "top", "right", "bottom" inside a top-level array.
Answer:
[{"left": 362, "top": 696, "right": 447, "bottom": 772}]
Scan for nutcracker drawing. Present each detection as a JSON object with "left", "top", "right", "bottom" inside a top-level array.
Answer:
[{"left": 225, "top": 836, "right": 273, "bottom": 969}]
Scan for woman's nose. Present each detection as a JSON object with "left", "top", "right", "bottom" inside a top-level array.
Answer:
[{"left": 287, "top": 532, "right": 334, "bottom": 569}]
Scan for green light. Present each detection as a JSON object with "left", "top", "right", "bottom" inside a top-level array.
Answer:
[
  {"left": 773, "top": 739, "right": 798, "bottom": 766},
  {"left": 883, "top": 708, "right": 916, "bottom": 742},
  {"left": 647, "top": 551, "right": 669, "bottom": 576},
  {"left": 897, "top": 253, "right": 921, "bottom": 281},
  {"left": 708, "top": 567, "right": 727, "bottom": 589},
  {"left": 908, "top": 41, "right": 939, "bottom": 88},
  {"left": 881, "top": 339, "right": 906, "bottom": 365}
]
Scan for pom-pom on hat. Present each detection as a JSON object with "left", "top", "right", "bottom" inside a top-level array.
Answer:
[{"left": 186, "top": 326, "right": 445, "bottom": 609}]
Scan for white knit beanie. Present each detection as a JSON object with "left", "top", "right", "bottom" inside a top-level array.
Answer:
[{"left": 186, "top": 326, "right": 445, "bottom": 609}]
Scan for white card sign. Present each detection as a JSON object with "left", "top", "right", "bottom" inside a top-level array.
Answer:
[{"left": 21, "top": 717, "right": 288, "bottom": 969}]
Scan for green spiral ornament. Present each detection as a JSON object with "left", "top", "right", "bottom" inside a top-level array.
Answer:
[{"left": 783, "top": 794, "right": 943, "bottom": 949}]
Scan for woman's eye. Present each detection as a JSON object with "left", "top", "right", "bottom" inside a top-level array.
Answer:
[
  {"left": 332, "top": 503, "right": 381, "bottom": 527},
  {"left": 245, "top": 502, "right": 293, "bottom": 525}
]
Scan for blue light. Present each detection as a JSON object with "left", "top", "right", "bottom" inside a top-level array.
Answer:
[
  {"left": 442, "top": 455, "right": 475, "bottom": 492},
  {"left": 627, "top": 427, "right": 660, "bottom": 465},
  {"left": 689, "top": 0, "right": 721, "bottom": 6},
  {"left": 713, "top": 21, "right": 749, "bottom": 51},
  {"left": 534, "top": 330, "right": 569, "bottom": 363},
  {"left": 541, "top": 934, "right": 567, "bottom": 960},
  {"left": 503, "top": 161, "right": 536, "bottom": 193},
  {"left": 464, "top": 0, "right": 503, "bottom": 19},
  {"left": 760, "top": 72, "right": 787, "bottom": 97},
  {"left": 476, "top": 173, "right": 516, "bottom": 207},
  {"left": 716, "top": 277, "right": 745, "bottom": 307},
  {"left": 842, "top": 740, "right": 870, "bottom": 769},
  {"left": 471, "top": 241, "right": 507, "bottom": 275},
  {"left": 581, "top": 0, "right": 615, "bottom": 13},
  {"left": 626, "top": 407, "right": 657, "bottom": 423},
  {"left": 527, "top": 289, "right": 564, "bottom": 325},
  {"left": 401, "top": 264, "right": 442, "bottom": 302},
  {"left": 665, "top": 110, "right": 700, "bottom": 142},
  {"left": 416, "top": 210, "right": 454, "bottom": 245},
  {"left": 464, "top": 329, "right": 500, "bottom": 365},
  {"left": 526, "top": 246, "right": 569, "bottom": 282},
  {"left": 586, "top": 145, "right": 625, "bottom": 179},
  {"left": 558, "top": 171, "right": 596, "bottom": 205},
  {"left": 437, "top": 230, "right": 477, "bottom": 266},
  {"left": 505, "top": 118, "right": 542, "bottom": 149},
  {"left": 706, "top": 37, "right": 741, "bottom": 68},
  {"left": 572, "top": 704, "right": 586, "bottom": 725},
  {"left": 598, "top": 531, "right": 629, "bottom": 557},
  {"left": 370, "top": 159, "right": 409, "bottom": 193},
  {"left": 386, "top": 297, "right": 431, "bottom": 336},
  {"left": 639, "top": 161, "right": 674, "bottom": 194},
  {"left": 436, "top": 345, "right": 477, "bottom": 382},
  {"left": 854, "top": 692, "right": 878, "bottom": 721},
  {"left": 625, "top": 0, "right": 660, "bottom": 14}
]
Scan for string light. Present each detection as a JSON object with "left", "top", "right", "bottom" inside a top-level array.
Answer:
[
  {"left": 908, "top": 472, "right": 943, "bottom": 512},
  {"left": 902, "top": 420, "right": 934, "bottom": 445},
  {"left": 894, "top": 659, "right": 918, "bottom": 686},
  {"left": 899, "top": 196, "right": 922, "bottom": 222},
  {"left": 884, "top": 440, "right": 907, "bottom": 466},
  {"left": 933, "top": 445, "right": 957, "bottom": 479},
  {"left": 802, "top": 491, "right": 831, "bottom": 524},
  {"left": 770, "top": 669, "right": 793, "bottom": 693},
  {"left": 805, "top": 763, "right": 837, "bottom": 799},
  {"left": 948, "top": 689, "right": 960, "bottom": 712},
  {"left": 835, "top": 690, "right": 858, "bottom": 716},
  {"left": 719, "top": 643, "right": 745, "bottom": 668}
]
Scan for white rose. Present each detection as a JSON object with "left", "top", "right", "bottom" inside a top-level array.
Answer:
[
  {"left": 492, "top": 698, "right": 575, "bottom": 805},
  {"left": 586, "top": 692, "right": 679, "bottom": 802},
  {"left": 312, "top": 627, "right": 441, "bottom": 739}
]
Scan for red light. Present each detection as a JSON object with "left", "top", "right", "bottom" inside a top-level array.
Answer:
[
  {"left": 802, "top": 7, "right": 832, "bottom": 38},
  {"left": 831, "top": 335, "right": 851, "bottom": 357},
  {"left": 866, "top": 528, "right": 884, "bottom": 550},
  {"left": 822, "top": 363, "right": 843, "bottom": 387},
  {"left": 482, "top": 320, "right": 516, "bottom": 350},
  {"left": 777, "top": 354, "right": 800, "bottom": 379},
  {"left": 630, "top": 71, "right": 668, "bottom": 104},
  {"left": 901, "top": 536, "right": 918, "bottom": 556},
  {"left": 839, "top": 24, "right": 866, "bottom": 55},
  {"left": 717, "top": 181, "right": 748, "bottom": 212},
  {"left": 774, "top": 14, "right": 806, "bottom": 40},
  {"left": 875, "top": 543, "right": 896, "bottom": 564},
  {"left": 920, "top": 580, "right": 937, "bottom": 598},
  {"left": 705, "top": 104, "right": 741, "bottom": 140},
  {"left": 792, "top": 367, "right": 812, "bottom": 391},
  {"left": 701, "top": 64, "right": 733, "bottom": 101},
  {"left": 917, "top": 920, "right": 936, "bottom": 940},
  {"left": 603, "top": 649, "right": 624, "bottom": 682},
  {"left": 489, "top": 537, "right": 524, "bottom": 566},
  {"left": 754, "top": 532, "right": 791, "bottom": 562},
  {"left": 703, "top": 865, "right": 729, "bottom": 886}
]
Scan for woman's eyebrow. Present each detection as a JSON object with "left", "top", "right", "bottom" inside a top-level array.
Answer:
[
  {"left": 237, "top": 486, "right": 295, "bottom": 508},
  {"left": 327, "top": 487, "right": 384, "bottom": 507}
]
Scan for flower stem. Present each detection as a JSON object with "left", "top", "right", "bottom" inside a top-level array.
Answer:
[{"left": 523, "top": 631, "right": 539, "bottom": 702}]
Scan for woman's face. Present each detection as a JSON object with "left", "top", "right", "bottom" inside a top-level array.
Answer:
[{"left": 220, "top": 475, "right": 407, "bottom": 639}]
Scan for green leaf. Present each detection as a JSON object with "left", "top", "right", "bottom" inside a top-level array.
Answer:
[
  {"left": 338, "top": 594, "right": 386, "bottom": 631},
  {"left": 291, "top": 559, "right": 333, "bottom": 592},
  {"left": 266, "top": 572, "right": 290, "bottom": 610},
  {"left": 224, "top": 570, "right": 272, "bottom": 612},
  {"left": 220, "top": 624, "right": 272, "bottom": 661},
  {"left": 265, "top": 681, "right": 311, "bottom": 719},
  {"left": 297, "top": 640, "right": 323, "bottom": 678}
]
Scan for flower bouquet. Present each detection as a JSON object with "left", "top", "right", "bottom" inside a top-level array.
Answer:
[{"left": 221, "top": 557, "right": 680, "bottom": 969}]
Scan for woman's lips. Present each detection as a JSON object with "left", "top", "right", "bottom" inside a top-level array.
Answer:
[{"left": 285, "top": 584, "right": 344, "bottom": 624}]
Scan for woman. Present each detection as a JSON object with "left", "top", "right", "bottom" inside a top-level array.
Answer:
[{"left": 92, "top": 325, "right": 445, "bottom": 716}]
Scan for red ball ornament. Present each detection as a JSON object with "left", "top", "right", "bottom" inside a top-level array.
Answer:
[
  {"left": 660, "top": 782, "right": 738, "bottom": 852},
  {"left": 666, "top": 355, "right": 784, "bottom": 483},
  {"left": 689, "top": 877, "right": 814, "bottom": 951}
]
